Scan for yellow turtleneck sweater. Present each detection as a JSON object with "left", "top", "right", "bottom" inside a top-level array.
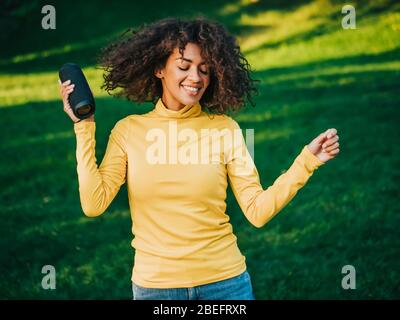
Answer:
[{"left": 73, "top": 98, "right": 325, "bottom": 288}]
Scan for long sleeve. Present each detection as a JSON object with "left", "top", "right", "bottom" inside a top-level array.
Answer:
[
  {"left": 74, "top": 119, "right": 128, "bottom": 217},
  {"left": 226, "top": 119, "right": 325, "bottom": 228}
]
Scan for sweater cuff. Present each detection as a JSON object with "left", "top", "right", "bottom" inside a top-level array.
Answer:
[
  {"left": 74, "top": 120, "right": 95, "bottom": 135},
  {"left": 300, "top": 145, "right": 325, "bottom": 172}
]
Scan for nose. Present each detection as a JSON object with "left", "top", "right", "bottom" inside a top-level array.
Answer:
[{"left": 187, "top": 67, "right": 202, "bottom": 83}]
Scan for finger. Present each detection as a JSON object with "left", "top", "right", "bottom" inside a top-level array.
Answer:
[
  {"left": 62, "top": 91, "right": 71, "bottom": 102},
  {"left": 326, "top": 128, "right": 337, "bottom": 139},
  {"left": 325, "top": 142, "right": 339, "bottom": 152},
  {"left": 63, "top": 86, "right": 74, "bottom": 96},
  {"left": 325, "top": 140, "right": 339, "bottom": 151},
  {"left": 329, "top": 148, "right": 340, "bottom": 155},
  {"left": 315, "top": 132, "right": 327, "bottom": 144},
  {"left": 63, "top": 83, "right": 73, "bottom": 90},
  {"left": 326, "top": 128, "right": 337, "bottom": 138},
  {"left": 62, "top": 90, "right": 70, "bottom": 100},
  {"left": 62, "top": 80, "right": 71, "bottom": 86},
  {"left": 322, "top": 135, "right": 339, "bottom": 148},
  {"left": 62, "top": 85, "right": 74, "bottom": 95}
]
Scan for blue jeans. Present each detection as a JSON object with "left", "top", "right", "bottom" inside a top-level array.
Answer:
[{"left": 132, "top": 271, "right": 256, "bottom": 300}]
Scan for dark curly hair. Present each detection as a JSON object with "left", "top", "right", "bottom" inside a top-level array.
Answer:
[{"left": 97, "top": 17, "right": 259, "bottom": 114}]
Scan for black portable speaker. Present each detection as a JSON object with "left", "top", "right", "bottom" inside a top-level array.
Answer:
[{"left": 59, "top": 63, "right": 95, "bottom": 120}]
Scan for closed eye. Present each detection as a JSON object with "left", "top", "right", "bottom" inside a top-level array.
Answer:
[{"left": 178, "top": 67, "right": 208, "bottom": 75}]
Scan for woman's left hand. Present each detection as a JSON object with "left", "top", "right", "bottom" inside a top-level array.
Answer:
[{"left": 307, "top": 128, "right": 340, "bottom": 163}]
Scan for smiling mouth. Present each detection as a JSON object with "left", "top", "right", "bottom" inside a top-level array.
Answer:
[{"left": 181, "top": 85, "right": 202, "bottom": 95}]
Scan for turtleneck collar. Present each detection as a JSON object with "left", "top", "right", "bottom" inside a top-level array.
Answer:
[{"left": 152, "top": 98, "right": 202, "bottom": 119}]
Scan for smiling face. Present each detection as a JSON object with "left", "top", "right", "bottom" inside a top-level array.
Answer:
[{"left": 155, "top": 42, "right": 210, "bottom": 111}]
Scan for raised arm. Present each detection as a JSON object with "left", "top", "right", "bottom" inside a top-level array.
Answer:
[
  {"left": 226, "top": 119, "right": 325, "bottom": 228},
  {"left": 74, "top": 119, "right": 129, "bottom": 217},
  {"left": 59, "top": 78, "right": 128, "bottom": 217}
]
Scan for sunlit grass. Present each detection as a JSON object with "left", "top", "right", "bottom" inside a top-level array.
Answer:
[
  {"left": 247, "top": 10, "right": 400, "bottom": 70},
  {"left": 218, "top": 0, "right": 260, "bottom": 16},
  {"left": 0, "top": 67, "right": 105, "bottom": 107},
  {"left": 239, "top": 0, "right": 337, "bottom": 53}
]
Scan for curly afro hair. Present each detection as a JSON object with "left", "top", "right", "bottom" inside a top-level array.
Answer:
[{"left": 97, "top": 16, "right": 259, "bottom": 114}]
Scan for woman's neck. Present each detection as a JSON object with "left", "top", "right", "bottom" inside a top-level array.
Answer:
[{"left": 161, "top": 96, "right": 185, "bottom": 111}]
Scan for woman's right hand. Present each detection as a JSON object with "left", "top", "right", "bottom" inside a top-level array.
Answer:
[{"left": 58, "top": 79, "right": 95, "bottom": 123}]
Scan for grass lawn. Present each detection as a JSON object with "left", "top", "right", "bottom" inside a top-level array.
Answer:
[{"left": 0, "top": 0, "right": 399, "bottom": 299}]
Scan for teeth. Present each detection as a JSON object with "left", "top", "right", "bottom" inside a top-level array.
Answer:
[{"left": 182, "top": 85, "right": 200, "bottom": 92}]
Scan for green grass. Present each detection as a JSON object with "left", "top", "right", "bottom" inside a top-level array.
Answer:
[{"left": 1, "top": 0, "right": 399, "bottom": 299}]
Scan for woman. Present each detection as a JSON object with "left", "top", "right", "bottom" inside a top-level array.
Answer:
[{"left": 58, "top": 17, "right": 340, "bottom": 300}]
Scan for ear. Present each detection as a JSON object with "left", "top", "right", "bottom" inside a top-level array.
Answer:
[{"left": 154, "top": 68, "right": 164, "bottom": 79}]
